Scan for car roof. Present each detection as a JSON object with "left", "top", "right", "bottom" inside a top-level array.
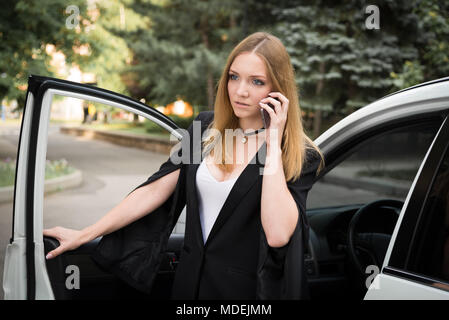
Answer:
[
  {"left": 315, "top": 76, "right": 449, "bottom": 153},
  {"left": 380, "top": 76, "right": 449, "bottom": 101}
]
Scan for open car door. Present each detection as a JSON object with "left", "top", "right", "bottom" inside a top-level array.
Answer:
[{"left": 3, "top": 75, "right": 185, "bottom": 300}]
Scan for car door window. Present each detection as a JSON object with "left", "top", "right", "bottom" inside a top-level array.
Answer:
[
  {"left": 43, "top": 94, "right": 186, "bottom": 233},
  {"left": 405, "top": 145, "right": 449, "bottom": 285},
  {"left": 308, "top": 121, "right": 443, "bottom": 209}
]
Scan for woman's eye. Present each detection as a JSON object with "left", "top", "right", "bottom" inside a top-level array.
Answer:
[
  {"left": 229, "top": 74, "right": 238, "bottom": 80},
  {"left": 253, "top": 79, "right": 265, "bottom": 86}
]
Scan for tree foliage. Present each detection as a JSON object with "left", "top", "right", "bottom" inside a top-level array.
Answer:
[
  {"left": 114, "top": 0, "right": 242, "bottom": 110},
  {"left": 114, "top": 0, "right": 284, "bottom": 110},
  {"left": 0, "top": 0, "right": 96, "bottom": 106},
  {"left": 1, "top": 0, "right": 447, "bottom": 127},
  {"left": 276, "top": 0, "right": 422, "bottom": 113},
  {"left": 393, "top": 0, "right": 449, "bottom": 89}
]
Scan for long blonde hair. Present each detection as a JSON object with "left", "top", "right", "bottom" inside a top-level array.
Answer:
[{"left": 202, "top": 32, "right": 324, "bottom": 182}]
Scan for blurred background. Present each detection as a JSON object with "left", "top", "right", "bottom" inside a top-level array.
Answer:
[
  {"left": 0, "top": 0, "right": 448, "bottom": 300},
  {"left": 0, "top": 0, "right": 447, "bottom": 137}
]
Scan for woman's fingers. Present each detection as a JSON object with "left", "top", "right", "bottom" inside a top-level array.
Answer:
[
  {"left": 43, "top": 226, "right": 65, "bottom": 238},
  {"left": 43, "top": 227, "right": 57, "bottom": 238},
  {"left": 268, "top": 92, "right": 289, "bottom": 107},
  {"left": 45, "top": 246, "right": 65, "bottom": 260},
  {"left": 259, "top": 102, "right": 276, "bottom": 115},
  {"left": 260, "top": 97, "right": 282, "bottom": 113},
  {"left": 44, "top": 227, "right": 62, "bottom": 259},
  {"left": 43, "top": 226, "right": 80, "bottom": 259}
]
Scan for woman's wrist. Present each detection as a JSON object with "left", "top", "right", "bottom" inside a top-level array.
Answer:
[
  {"left": 265, "top": 146, "right": 282, "bottom": 170},
  {"left": 79, "top": 225, "right": 98, "bottom": 244},
  {"left": 266, "top": 144, "right": 282, "bottom": 159}
]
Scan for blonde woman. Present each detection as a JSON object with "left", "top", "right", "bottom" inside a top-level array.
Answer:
[{"left": 44, "top": 32, "right": 325, "bottom": 300}]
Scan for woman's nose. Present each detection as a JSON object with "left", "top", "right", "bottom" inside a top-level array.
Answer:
[{"left": 236, "top": 82, "right": 249, "bottom": 97}]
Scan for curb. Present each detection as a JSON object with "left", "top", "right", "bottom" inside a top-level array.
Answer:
[
  {"left": 60, "top": 126, "right": 178, "bottom": 155},
  {"left": 0, "top": 169, "right": 83, "bottom": 204}
]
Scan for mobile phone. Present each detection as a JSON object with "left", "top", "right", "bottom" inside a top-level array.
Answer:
[{"left": 260, "top": 97, "right": 279, "bottom": 129}]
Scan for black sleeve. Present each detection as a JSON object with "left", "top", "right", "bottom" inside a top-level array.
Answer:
[
  {"left": 286, "top": 147, "right": 322, "bottom": 247},
  {"left": 130, "top": 111, "right": 206, "bottom": 193},
  {"left": 257, "top": 147, "right": 322, "bottom": 300}
]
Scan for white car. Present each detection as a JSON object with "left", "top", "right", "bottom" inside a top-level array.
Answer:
[{"left": 3, "top": 75, "right": 449, "bottom": 299}]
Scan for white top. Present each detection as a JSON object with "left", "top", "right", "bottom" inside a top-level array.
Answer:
[{"left": 196, "top": 157, "right": 239, "bottom": 243}]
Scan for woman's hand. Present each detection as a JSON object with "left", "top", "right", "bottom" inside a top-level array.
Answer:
[
  {"left": 43, "top": 227, "right": 85, "bottom": 259},
  {"left": 259, "top": 92, "right": 289, "bottom": 150}
]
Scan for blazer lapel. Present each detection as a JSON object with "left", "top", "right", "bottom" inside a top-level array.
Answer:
[
  {"left": 187, "top": 162, "right": 204, "bottom": 249},
  {"left": 203, "top": 141, "right": 267, "bottom": 247}
]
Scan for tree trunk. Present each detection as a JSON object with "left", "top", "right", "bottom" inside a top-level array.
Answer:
[
  {"left": 242, "top": 0, "right": 248, "bottom": 37},
  {"left": 103, "top": 111, "right": 109, "bottom": 124},
  {"left": 313, "top": 61, "right": 326, "bottom": 138},
  {"left": 313, "top": 109, "right": 322, "bottom": 139},
  {"left": 200, "top": 26, "right": 215, "bottom": 111},
  {"left": 206, "top": 69, "right": 214, "bottom": 110}
]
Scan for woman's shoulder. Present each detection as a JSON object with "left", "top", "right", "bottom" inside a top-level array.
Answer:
[
  {"left": 186, "top": 111, "right": 214, "bottom": 134},
  {"left": 196, "top": 111, "right": 214, "bottom": 123},
  {"left": 303, "top": 146, "right": 324, "bottom": 175},
  {"left": 304, "top": 146, "right": 321, "bottom": 162}
]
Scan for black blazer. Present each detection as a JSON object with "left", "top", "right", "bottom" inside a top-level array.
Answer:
[{"left": 92, "top": 111, "right": 321, "bottom": 299}]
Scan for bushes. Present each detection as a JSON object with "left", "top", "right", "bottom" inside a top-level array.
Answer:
[
  {"left": 0, "top": 158, "right": 15, "bottom": 187},
  {"left": 0, "top": 158, "right": 75, "bottom": 187},
  {"left": 144, "top": 114, "right": 195, "bottom": 133}
]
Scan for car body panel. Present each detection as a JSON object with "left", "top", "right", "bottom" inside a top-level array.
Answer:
[
  {"left": 3, "top": 91, "right": 35, "bottom": 300},
  {"left": 315, "top": 79, "right": 449, "bottom": 156},
  {"left": 365, "top": 273, "right": 449, "bottom": 300}
]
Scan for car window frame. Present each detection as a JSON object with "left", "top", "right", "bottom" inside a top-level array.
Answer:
[
  {"left": 313, "top": 114, "right": 446, "bottom": 192},
  {"left": 384, "top": 113, "right": 449, "bottom": 291}
]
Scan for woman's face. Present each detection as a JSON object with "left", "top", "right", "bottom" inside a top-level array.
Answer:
[{"left": 227, "top": 52, "right": 272, "bottom": 126}]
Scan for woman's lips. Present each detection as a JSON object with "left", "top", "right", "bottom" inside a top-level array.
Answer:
[{"left": 235, "top": 101, "right": 250, "bottom": 108}]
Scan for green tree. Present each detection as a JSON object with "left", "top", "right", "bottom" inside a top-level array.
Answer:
[
  {"left": 80, "top": 0, "right": 144, "bottom": 122},
  {"left": 117, "top": 0, "right": 241, "bottom": 111},
  {"left": 0, "top": 0, "right": 96, "bottom": 108},
  {"left": 393, "top": 0, "right": 449, "bottom": 89},
  {"left": 83, "top": 0, "right": 148, "bottom": 95},
  {"left": 276, "top": 0, "right": 422, "bottom": 136},
  {"left": 117, "top": 0, "right": 282, "bottom": 109}
]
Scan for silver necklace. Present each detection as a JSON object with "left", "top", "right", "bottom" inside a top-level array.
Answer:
[{"left": 241, "top": 128, "right": 265, "bottom": 144}]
